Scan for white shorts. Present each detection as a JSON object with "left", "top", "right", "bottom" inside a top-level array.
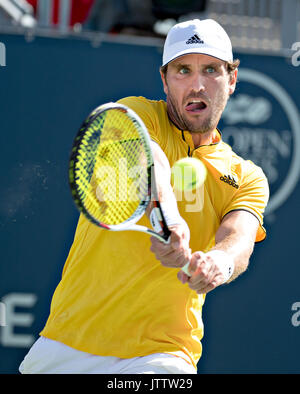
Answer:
[{"left": 19, "top": 337, "right": 197, "bottom": 374}]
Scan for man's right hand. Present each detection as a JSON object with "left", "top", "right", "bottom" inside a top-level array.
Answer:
[{"left": 150, "top": 222, "right": 191, "bottom": 269}]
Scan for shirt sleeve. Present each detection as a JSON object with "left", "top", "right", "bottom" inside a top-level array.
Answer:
[{"left": 222, "top": 161, "right": 270, "bottom": 242}]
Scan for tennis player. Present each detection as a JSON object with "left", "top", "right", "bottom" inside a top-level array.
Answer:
[{"left": 19, "top": 19, "right": 269, "bottom": 374}]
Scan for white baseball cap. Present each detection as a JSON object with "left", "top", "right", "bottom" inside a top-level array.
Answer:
[{"left": 162, "top": 19, "right": 233, "bottom": 66}]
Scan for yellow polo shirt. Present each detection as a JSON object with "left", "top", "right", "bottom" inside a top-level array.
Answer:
[{"left": 40, "top": 96, "right": 269, "bottom": 368}]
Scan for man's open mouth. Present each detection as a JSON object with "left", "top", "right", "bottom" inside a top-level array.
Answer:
[{"left": 185, "top": 100, "right": 207, "bottom": 112}]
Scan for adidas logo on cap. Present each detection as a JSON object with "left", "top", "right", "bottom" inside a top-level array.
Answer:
[{"left": 186, "top": 34, "right": 204, "bottom": 44}]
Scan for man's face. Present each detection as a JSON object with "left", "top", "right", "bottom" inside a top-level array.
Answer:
[{"left": 160, "top": 53, "right": 237, "bottom": 134}]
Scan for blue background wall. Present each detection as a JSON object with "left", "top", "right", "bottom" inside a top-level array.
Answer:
[{"left": 0, "top": 32, "right": 299, "bottom": 374}]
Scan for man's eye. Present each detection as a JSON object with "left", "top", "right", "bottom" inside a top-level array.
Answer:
[
  {"left": 179, "top": 67, "right": 190, "bottom": 74},
  {"left": 206, "top": 66, "right": 216, "bottom": 73}
]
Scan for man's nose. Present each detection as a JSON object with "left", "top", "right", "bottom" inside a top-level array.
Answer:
[{"left": 190, "top": 73, "right": 206, "bottom": 92}]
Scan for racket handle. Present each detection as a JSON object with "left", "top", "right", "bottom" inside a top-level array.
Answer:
[
  {"left": 181, "top": 262, "right": 191, "bottom": 276},
  {"left": 159, "top": 232, "right": 171, "bottom": 244},
  {"left": 150, "top": 207, "right": 171, "bottom": 243},
  {"left": 160, "top": 230, "right": 171, "bottom": 243}
]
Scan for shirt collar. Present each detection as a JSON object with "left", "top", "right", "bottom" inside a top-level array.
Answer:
[{"left": 172, "top": 123, "right": 222, "bottom": 151}]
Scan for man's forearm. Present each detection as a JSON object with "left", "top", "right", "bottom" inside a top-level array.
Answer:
[
  {"left": 211, "top": 211, "right": 259, "bottom": 283},
  {"left": 211, "top": 232, "right": 255, "bottom": 282},
  {"left": 177, "top": 210, "right": 260, "bottom": 294}
]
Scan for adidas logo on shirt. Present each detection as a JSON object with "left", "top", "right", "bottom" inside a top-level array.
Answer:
[
  {"left": 220, "top": 174, "right": 239, "bottom": 189},
  {"left": 186, "top": 34, "right": 204, "bottom": 44}
]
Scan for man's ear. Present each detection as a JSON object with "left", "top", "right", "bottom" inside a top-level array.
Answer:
[
  {"left": 229, "top": 69, "right": 238, "bottom": 96},
  {"left": 160, "top": 69, "right": 168, "bottom": 96}
]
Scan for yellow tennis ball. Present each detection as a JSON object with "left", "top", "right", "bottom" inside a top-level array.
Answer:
[{"left": 171, "top": 157, "right": 207, "bottom": 191}]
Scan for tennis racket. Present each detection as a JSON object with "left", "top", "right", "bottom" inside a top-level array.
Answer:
[{"left": 68, "top": 102, "right": 171, "bottom": 243}]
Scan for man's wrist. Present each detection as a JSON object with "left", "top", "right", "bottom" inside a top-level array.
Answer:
[{"left": 206, "top": 250, "right": 235, "bottom": 283}]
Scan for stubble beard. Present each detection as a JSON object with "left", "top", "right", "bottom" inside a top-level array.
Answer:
[{"left": 166, "top": 89, "right": 229, "bottom": 134}]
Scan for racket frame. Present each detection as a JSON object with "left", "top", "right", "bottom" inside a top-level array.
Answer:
[{"left": 69, "top": 102, "right": 171, "bottom": 243}]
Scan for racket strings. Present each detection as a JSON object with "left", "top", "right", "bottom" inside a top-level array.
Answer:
[{"left": 73, "top": 109, "right": 150, "bottom": 225}]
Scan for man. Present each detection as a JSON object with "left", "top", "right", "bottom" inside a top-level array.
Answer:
[{"left": 19, "top": 19, "right": 269, "bottom": 374}]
